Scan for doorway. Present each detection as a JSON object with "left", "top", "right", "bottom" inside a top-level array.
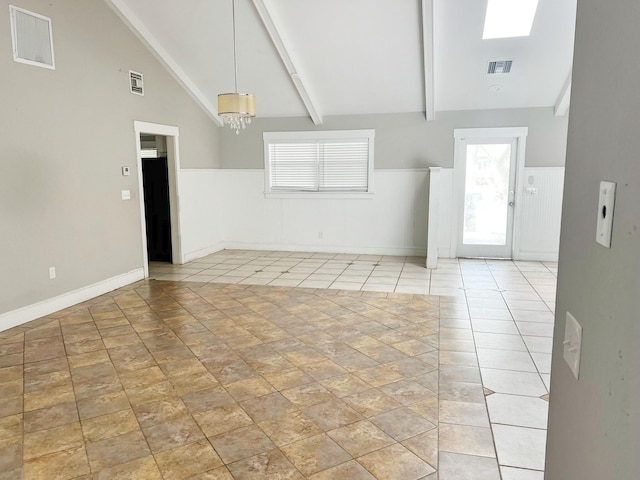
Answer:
[
  {"left": 134, "top": 121, "right": 183, "bottom": 277},
  {"left": 141, "top": 135, "right": 172, "bottom": 262},
  {"left": 452, "top": 127, "right": 528, "bottom": 259}
]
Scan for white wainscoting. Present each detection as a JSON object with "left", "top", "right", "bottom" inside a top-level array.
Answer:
[
  {"left": 515, "top": 167, "right": 565, "bottom": 261},
  {"left": 180, "top": 167, "right": 563, "bottom": 262},
  {"left": 433, "top": 167, "right": 564, "bottom": 262},
  {"left": 214, "top": 169, "right": 430, "bottom": 256},
  {"left": 178, "top": 169, "right": 224, "bottom": 262}
]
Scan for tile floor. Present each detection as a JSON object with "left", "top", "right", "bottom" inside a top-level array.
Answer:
[
  {"left": 0, "top": 250, "right": 556, "bottom": 479},
  {"left": 150, "top": 250, "right": 556, "bottom": 479}
]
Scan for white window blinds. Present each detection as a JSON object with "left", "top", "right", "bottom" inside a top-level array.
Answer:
[{"left": 265, "top": 130, "right": 374, "bottom": 194}]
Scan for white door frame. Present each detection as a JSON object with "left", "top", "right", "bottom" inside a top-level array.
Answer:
[
  {"left": 134, "top": 121, "right": 183, "bottom": 277},
  {"left": 451, "top": 127, "right": 528, "bottom": 259}
]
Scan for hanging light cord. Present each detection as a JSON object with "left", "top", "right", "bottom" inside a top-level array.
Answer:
[{"left": 232, "top": 0, "right": 238, "bottom": 93}]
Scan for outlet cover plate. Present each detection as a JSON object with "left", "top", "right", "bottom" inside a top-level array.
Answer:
[{"left": 563, "top": 311, "right": 583, "bottom": 379}]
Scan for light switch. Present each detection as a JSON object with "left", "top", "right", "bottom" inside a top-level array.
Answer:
[
  {"left": 563, "top": 312, "right": 583, "bottom": 379},
  {"left": 122, "top": 166, "right": 130, "bottom": 176},
  {"left": 596, "top": 181, "right": 616, "bottom": 248},
  {"left": 121, "top": 189, "right": 131, "bottom": 200}
]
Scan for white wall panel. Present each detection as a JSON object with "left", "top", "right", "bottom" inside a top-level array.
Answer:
[
  {"left": 216, "top": 169, "right": 429, "bottom": 256},
  {"left": 437, "top": 168, "right": 454, "bottom": 257},
  {"left": 178, "top": 169, "right": 224, "bottom": 261},
  {"left": 515, "top": 167, "right": 565, "bottom": 260}
]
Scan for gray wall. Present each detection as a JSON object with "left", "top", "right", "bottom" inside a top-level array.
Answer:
[
  {"left": 0, "top": 0, "right": 220, "bottom": 315},
  {"left": 220, "top": 107, "right": 568, "bottom": 169},
  {"left": 545, "top": 0, "right": 640, "bottom": 478}
]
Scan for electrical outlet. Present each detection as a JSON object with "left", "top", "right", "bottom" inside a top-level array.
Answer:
[
  {"left": 563, "top": 312, "right": 583, "bottom": 379},
  {"left": 49, "top": 267, "right": 56, "bottom": 279}
]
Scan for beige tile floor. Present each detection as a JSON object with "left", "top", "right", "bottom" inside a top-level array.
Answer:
[
  {"left": 0, "top": 249, "right": 555, "bottom": 479},
  {"left": 151, "top": 250, "right": 556, "bottom": 479},
  {"left": 1, "top": 276, "right": 444, "bottom": 479}
]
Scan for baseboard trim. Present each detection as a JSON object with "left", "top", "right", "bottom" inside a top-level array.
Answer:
[
  {"left": 183, "top": 243, "right": 225, "bottom": 263},
  {"left": 222, "top": 242, "right": 426, "bottom": 257},
  {"left": 0, "top": 268, "right": 145, "bottom": 333},
  {"left": 514, "top": 252, "right": 559, "bottom": 262}
]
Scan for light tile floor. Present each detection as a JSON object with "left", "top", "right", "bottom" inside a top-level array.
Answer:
[{"left": 151, "top": 250, "right": 556, "bottom": 479}]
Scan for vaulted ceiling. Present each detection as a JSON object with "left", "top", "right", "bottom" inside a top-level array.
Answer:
[{"left": 106, "top": 0, "right": 577, "bottom": 126}]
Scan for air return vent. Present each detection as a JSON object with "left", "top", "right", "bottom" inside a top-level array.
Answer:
[
  {"left": 487, "top": 60, "right": 513, "bottom": 74},
  {"left": 129, "top": 70, "right": 144, "bottom": 95},
  {"left": 10, "top": 5, "right": 55, "bottom": 70}
]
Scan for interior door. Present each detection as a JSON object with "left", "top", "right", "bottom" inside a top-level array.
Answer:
[
  {"left": 142, "top": 157, "right": 172, "bottom": 262},
  {"left": 456, "top": 138, "right": 517, "bottom": 258}
]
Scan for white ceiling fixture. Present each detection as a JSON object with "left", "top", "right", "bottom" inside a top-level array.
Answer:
[
  {"left": 218, "top": 0, "right": 256, "bottom": 134},
  {"left": 483, "top": 0, "right": 540, "bottom": 39}
]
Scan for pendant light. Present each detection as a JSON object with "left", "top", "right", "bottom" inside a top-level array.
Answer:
[{"left": 218, "top": 0, "right": 256, "bottom": 134}]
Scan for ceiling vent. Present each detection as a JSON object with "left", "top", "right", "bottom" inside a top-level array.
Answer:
[
  {"left": 487, "top": 60, "right": 513, "bottom": 74},
  {"left": 129, "top": 70, "right": 144, "bottom": 96}
]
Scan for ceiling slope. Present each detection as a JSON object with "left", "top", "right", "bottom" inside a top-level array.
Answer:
[{"left": 109, "top": 0, "right": 577, "bottom": 121}]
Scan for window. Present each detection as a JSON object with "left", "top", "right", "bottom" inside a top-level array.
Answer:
[
  {"left": 264, "top": 130, "right": 375, "bottom": 196},
  {"left": 483, "top": 0, "right": 539, "bottom": 39},
  {"left": 9, "top": 5, "right": 55, "bottom": 70}
]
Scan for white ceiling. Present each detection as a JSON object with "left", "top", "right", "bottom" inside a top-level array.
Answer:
[{"left": 108, "top": 0, "right": 577, "bottom": 123}]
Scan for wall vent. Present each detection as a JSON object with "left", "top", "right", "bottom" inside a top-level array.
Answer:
[
  {"left": 9, "top": 5, "right": 55, "bottom": 70},
  {"left": 487, "top": 60, "right": 513, "bottom": 74},
  {"left": 129, "top": 70, "right": 144, "bottom": 96}
]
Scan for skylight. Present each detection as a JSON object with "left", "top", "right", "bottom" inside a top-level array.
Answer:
[{"left": 483, "top": 0, "right": 540, "bottom": 39}]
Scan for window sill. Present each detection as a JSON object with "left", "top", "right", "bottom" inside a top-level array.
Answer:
[{"left": 264, "top": 191, "right": 375, "bottom": 200}]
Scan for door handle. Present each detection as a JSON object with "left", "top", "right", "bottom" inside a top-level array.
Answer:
[{"left": 509, "top": 201, "right": 515, "bottom": 206}]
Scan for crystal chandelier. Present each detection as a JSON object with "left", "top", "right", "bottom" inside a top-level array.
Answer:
[{"left": 218, "top": 0, "right": 255, "bottom": 134}]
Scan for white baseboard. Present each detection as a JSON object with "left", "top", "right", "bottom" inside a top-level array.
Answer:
[
  {"left": 183, "top": 243, "right": 225, "bottom": 263},
  {"left": 0, "top": 268, "right": 145, "bottom": 333},
  {"left": 514, "top": 251, "right": 559, "bottom": 262},
  {"left": 223, "top": 242, "right": 426, "bottom": 257}
]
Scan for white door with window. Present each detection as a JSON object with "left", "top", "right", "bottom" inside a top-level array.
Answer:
[{"left": 453, "top": 128, "right": 528, "bottom": 259}]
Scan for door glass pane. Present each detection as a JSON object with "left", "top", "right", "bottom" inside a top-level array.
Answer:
[{"left": 463, "top": 143, "right": 511, "bottom": 245}]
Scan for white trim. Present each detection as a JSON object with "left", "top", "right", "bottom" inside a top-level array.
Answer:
[
  {"left": 251, "top": 0, "right": 323, "bottom": 125},
  {"left": 555, "top": 71, "right": 572, "bottom": 117},
  {"left": 183, "top": 243, "right": 225, "bottom": 263},
  {"left": 454, "top": 127, "right": 529, "bottom": 140},
  {"left": 9, "top": 5, "right": 56, "bottom": 70},
  {"left": 133, "top": 121, "right": 184, "bottom": 276},
  {"left": 515, "top": 252, "right": 559, "bottom": 262},
  {"left": 426, "top": 167, "right": 440, "bottom": 268},
  {"left": 104, "top": 0, "right": 222, "bottom": 126},
  {"left": 264, "top": 192, "right": 374, "bottom": 200},
  {"left": 263, "top": 130, "right": 376, "bottom": 141},
  {"left": 422, "top": 0, "right": 435, "bottom": 121},
  {"left": 0, "top": 268, "right": 144, "bottom": 333},
  {"left": 451, "top": 127, "right": 528, "bottom": 259},
  {"left": 134, "top": 121, "right": 180, "bottom": 138}
]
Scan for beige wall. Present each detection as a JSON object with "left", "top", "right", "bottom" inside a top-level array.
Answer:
[
  {"left": 0, "top": 0, "right": 220, "bottom": 314},
  {"left": 219, "top": 107, "right": 568, "bottom": 169},
  {"left": 545, "top": 0, "right": 640, "bottom": 478}
]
